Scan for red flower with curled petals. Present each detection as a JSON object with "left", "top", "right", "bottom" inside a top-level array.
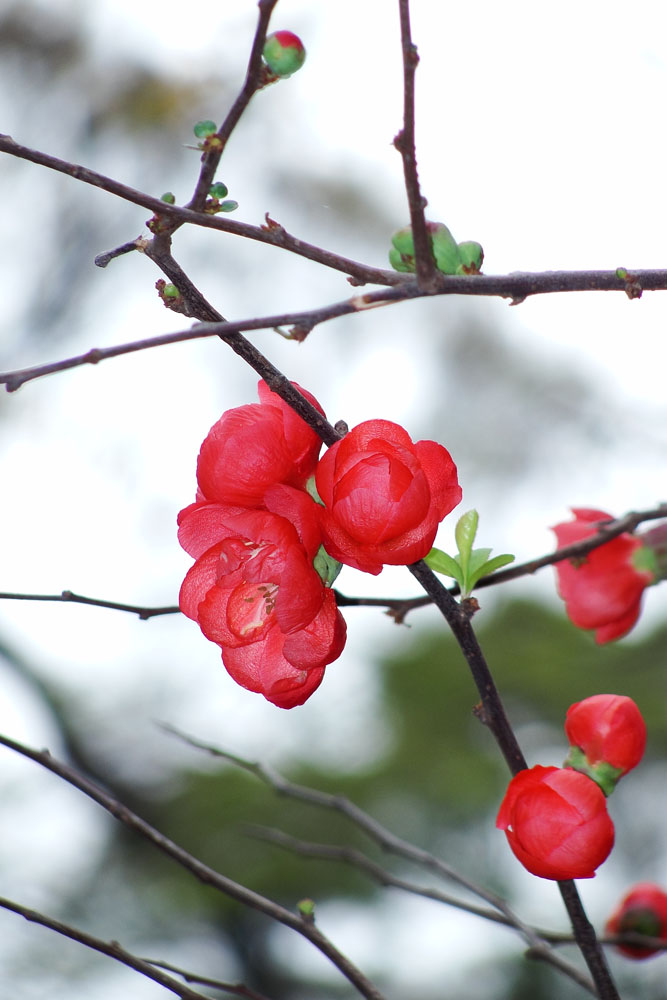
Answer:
[
  {"left": 315, "top": 419, "right": 462, "bottom": 574},
  {"left": 606, "top": 883, "right": 667, "bottom": 959},
  {"left": 552, "top": 508, "right": 654, "bottom": 643},
  {"left": 196, "top": 381, "right": 325, "bottom": 508},
  {"left": 178, "top": 505, "right": 345, "bottom": 708},
  {"left": 496, "top": 765, "right": 614, "bottom": 880}
]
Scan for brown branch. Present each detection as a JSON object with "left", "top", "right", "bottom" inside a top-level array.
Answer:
[
  {"left": 393, "top": 0, "right": 437, "bottom": 291},
  {"left": 0, "top": 896, "right": 212, "bottom": 1000},
  {"left": 0, "top": 134, "right": 399, "bottom": 287},
  {"left": 406, "top": 561, "right": 620, "bottom": 1000},
  {"left": 0, "top": 590, "right": 180, "bottom": 619},
  {"left": 0, "top": 733, "right": 385, "bottom": 1000}
]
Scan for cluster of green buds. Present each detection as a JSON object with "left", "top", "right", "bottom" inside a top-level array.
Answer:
[
  {"left": 205, "top": 182, "right": 238, "bottom": 215},
  {"left": 192, "top": 119, "right": 222, "bottom": 154},
  {"left": 389, "top": 221, "right": 484, "bottom": 276}
]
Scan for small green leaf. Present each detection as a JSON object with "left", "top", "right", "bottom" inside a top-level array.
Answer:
[
  {"left": 455, "top": 510, "right": 479, "bottom": 574},
  {"left": 467, "top": 547, "right": 493, "bottom": 576},
  {"left": 219, "top": 199, "right": 239, "bottom": 213},
  {"left": 424, "top": 547, "right": 463, "bottom": 583},
  {"left": 475, "top": 552, "right": 515, "bottom": 577}
]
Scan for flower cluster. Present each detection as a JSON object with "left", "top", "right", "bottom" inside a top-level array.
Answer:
[
  {"left": 179, "top": 382, "right": 461, "bottom": 707},
  {"left": 551, "top": 508, "right": 656, "bottom": 643},
  {"left": 606, "top": 883, "right": 667, "bottom": 959},
  {"left": 496, "top": 694, "right": 645, "bottom": 880},
  {"left": 178, "top": 382, "right": 345, "bottom": 708}
]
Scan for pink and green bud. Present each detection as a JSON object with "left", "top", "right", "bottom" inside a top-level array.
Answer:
[{"left": 263, "top": 31, "right": 306, "bottom": 78}]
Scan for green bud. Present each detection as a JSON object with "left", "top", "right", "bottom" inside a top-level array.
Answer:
[
  {"left": 218, "top": 199, "right": 239, "bottom": 213},
  {"left": 389, "top": 226, "right": 416, "bottom": 272},
  {"left": 429, "top": 222, "right": 461, "bottom": 274},
  {"left": 209, "top": 182, "right": 228, "bottom": 199},
  {"left": 456, "top": 240, "right": 484, "bottom": 275},
  {"left": 193, "top": 120, "right": 217, "bottom": 139},
  {"left": 160, "top": 192, "right": 176, "bottom": 204},
  {"left": 263, "top": 31, "right": 306, "bottom": 78},
  {"left": 297, "top": 898, "right": 316, "bottom": 920}
]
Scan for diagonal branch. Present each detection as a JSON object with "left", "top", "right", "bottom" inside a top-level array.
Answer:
[
  {"left": 407, "top": 560, "right": 620, "bottom": 1000},
  {"left": 0, "top": 733, "right": 386, "bottom": 1000},
  {"left": 0, "top": 895, "right": 213, "bottom": 1000}
]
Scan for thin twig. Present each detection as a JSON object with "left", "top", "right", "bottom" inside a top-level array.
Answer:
[
  {"left": 142, "top": 958, "right": 275, "bottom": 1000},
  {"left": 394, "top": 0, "right": 437, "bottom": 291},
  {"left": 0, "top": 896, "right": 213, "bottom": 1000},
  {"left": 0, "top": 590, "right": 180, "bottom": 619},
  {"left": 246, "top": 826, "right": 596, "bottom": 994},
  {"left": 185, "top": 0, "right": 280, "bottom": 215},
  {"left": 0, "top": 733, "right": 386, "bottom": 1000}
]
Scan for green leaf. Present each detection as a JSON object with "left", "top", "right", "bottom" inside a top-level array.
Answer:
[
  {"left": 454, "top": 510, "right": 479, "bottom": 575},
  {"left": 476, "top": 553, "right": 515, "bottom": 577},
  {"left": 467, "top": 547, "right": 493, "bottom": 576},
  {"left": 424, "top": 547, "right": 463, "bottom": 583}
]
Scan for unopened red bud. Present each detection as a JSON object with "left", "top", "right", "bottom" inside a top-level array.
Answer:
[
  {"left": 606, "top": 883, "right": 667, "bottom": 959},
  {"left": 263, "top": 31, "right": 306, "bottom": 78}
]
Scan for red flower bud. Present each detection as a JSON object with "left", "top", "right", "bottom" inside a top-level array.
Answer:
[
  {"left": 606, "top": 883, "right": 667, "bottom": 959},
  {"left": 496, "top": 765, "right": 614, "bottom": 880},
  {"left": 195, "top": 380, "right": 325, "bottom": 509},
  {"left": 552, "top": 508, "right": 654, "bottom": 643},
  {"left": 262, "top": 31, "right": 306, "bottom": 78},
  {"left": 564, "top": 694, "right": 646, "bottom": 790},
  {"left": 315, "top": 419, "right": 462, "bottom": 575}
]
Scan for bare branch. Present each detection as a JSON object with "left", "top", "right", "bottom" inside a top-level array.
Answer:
[
  {"left": 0, "top": 134, "right": 399, "bottom": 286},
  {"left": 0, "top": 590, "right": 180, "bottom": 619},
  {"left": 142, "top": 958, "right": 275, "bottom": 1000},
  {"left": 0, "top": 733, "right": 386, "bottom": 1000},
  {"left": 0, "top": 896, "right": 213, "bottom": 1000},
  {"left": 394, "top": 0, "right": 437, "bottom": 290},
  {"left": 246, "top": 826, "right": 596, "bottom": 994},
  {"left": 406, "top": 561, "right": 620, "bottom": 1000}
]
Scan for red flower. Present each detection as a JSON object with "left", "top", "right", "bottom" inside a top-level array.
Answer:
[
  {"left": 496, "top": 765, "right": 614, "bottom": 880},
  {"left": 552, "top": 508, "right": 654, "bottom": 643},
  {"left": 565, "top": 694, "right": 646, "bottom": 779},
  {"left": 605, "top": 883, "right": 667, "bottom": 959},
  {"left": 196, "top": 381, "right": 325, "bottom": 508},
  {"left": 315, "top": 419, "right": 462, "bottom": 574},
  {"left": 178, "top": 497, "right": 346, "bottom": 709}
]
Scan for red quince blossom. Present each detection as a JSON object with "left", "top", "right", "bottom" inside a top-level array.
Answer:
[
  {"left": 315, "top": 419, "right": 462, "bottom": 574},
  {"left": 195, "top": 380, "right": 325, "bottom": 508},
  {"left": 605, "top": 883, "right": 667, "bottom": 959},
  {"left": 552, "top": 508, "right": 654, "bottom": 643},
  {"left": 178, "top": 492, "right": 346, "bottom": 709},
  {"left": 496, "top": 765, "right": 614, "bottom": 880},
  {"left": 565, "top": 694, "right": 646, "bottom": 778}
]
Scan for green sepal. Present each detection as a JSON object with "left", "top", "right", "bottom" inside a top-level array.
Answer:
[
  {"left": 456, "top": 240, "right": 484, "bottom": 275},
  {"left": 564, "top": 746, "right": 624, "bottom": 797},
  {"left": 632, "top": 544, "right": 658, "bottom": 579},
  {"left": 305, "top": 474, "right": 324, "bottom": 506},
  {"left": 430, "top": 223, "right": 461, "bottom": 274},
  {"left": 313, "top": 545, "right": 343, "bottom": 587}
]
